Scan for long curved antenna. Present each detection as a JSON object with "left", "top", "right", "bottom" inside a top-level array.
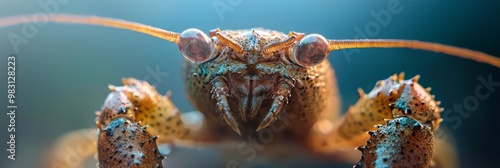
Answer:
[
  {"left": 0, "top": 14, "right": 180, "bottom": 43},
  {"left": 1, "top": 14, "right": 498, "bottom": 67},
  {"left": 328, "top": 39, "right": 500, "bottom": 68}
]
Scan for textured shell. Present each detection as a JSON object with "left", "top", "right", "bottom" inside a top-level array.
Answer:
[
  {"left": 183, "top": 28, "right": 340, "bottom": 140},
  {"left": 96, "top": 78, "right": 189, "bottom": 142},
  {"left": 98, "top": 118, "right": 164, "bottom": 168},
  {"left": 355, "top": 117, "right": 434, "bottom": 168},
  {"left": 312, "top": 73, "right": 442, "bottom": 152}
]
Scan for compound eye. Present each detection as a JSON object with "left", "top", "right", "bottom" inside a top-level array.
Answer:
[
  {"left": 178, "top": 28, "right": 214, "bottom": 63},
  {"left": 290, "top": 34, "right": 330, "bottom": 67}
]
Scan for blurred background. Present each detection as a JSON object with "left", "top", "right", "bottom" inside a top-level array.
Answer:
[{"left": 0, "top": 1, "right": 499, "bottom": 167}]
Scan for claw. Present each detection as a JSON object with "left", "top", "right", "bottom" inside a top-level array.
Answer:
[
  {"left": 96, "top": 90, "right": 135, "bottom": 130},
  {"left": 211, "top": 77, "right": 241, "bottom": 135},
  {"left": 355, "top": 117, "right": 433, "bottom": 168},
  {"left": 333, "top": 74, "right": 442, "bottom": 149},
  {"left": 256, "top": 80, "right": 292, "bottom": 131},
  {"left": 116, "top": 78, "right": 189, "bottom": 142},
  {"left": 392, "top": 76, "right": 442, "bottom": 130},
  {"left": 219, "top": 96, "right": 241, "bottom": 135},
  {"left": 98, "top": 118, "right": 164, "bottom": 168},
  {"left": 257, "top": 95, "right": 285, "bottom": 131}
]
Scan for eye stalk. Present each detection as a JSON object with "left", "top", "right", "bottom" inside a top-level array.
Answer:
[
  {"left": 290, "top": 34, "right": 330, "bottom": 67},
  {"left": 177, "top": 28, "right": 214, "bottom": 63}
]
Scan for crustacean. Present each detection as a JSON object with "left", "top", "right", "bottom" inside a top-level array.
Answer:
[{"left": 1, "top": 14, "right": 499, "bottom": 168}]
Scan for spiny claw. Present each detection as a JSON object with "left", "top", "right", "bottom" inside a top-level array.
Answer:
[
  {"left": 333, "top": 73, "right": 442, "bottom": 146},
  {"left": 96, "top": 89, "right": 135, "bottom": 130},
  {"left": 121, "top": 78, "right": 189, "bottom": 142},
  {"left": 98, "top": 118, "right": 165, "bottom": 168},
  {"left": 392, "top": 75, "right": 442, "bottom": 130},
  {"left": 355, "top": 117, "right": 433, "bottom": 168}
]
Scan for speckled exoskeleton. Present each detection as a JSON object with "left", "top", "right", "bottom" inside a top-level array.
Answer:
[{"left": 1, "top": 14, "right": 499, "bottom": 168}]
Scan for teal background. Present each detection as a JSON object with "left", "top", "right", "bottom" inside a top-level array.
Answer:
[{"left": 0, "top": 1, "right": 499, "bottom": 167}]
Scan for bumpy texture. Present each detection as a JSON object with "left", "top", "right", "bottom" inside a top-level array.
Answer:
[
  {"left": 94, "top": 78, "right": 196, "bottom": 167},
  {"left": 184, "top": 28, "right": 340, "bottom": 139},
  {"left": 96, "top": 78, "right": 189, "bottom": 143},
  {"left": 96, "top": 87, "right": 135, "bottom": 130},
  {"left": 355, "top": 117, "right": 434, "bottom": 168},
  {"left": 325, "top": 73, "right": 442, "bottom": 149},
  {"left": 121, "top": 78, "right": 189, "bottom": 142},
  {"left": 98, "top": 118, "right": 164, "bottom": 168},
  {"left": 391, "top": 75, "right": 442, "bottom": 130}
]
